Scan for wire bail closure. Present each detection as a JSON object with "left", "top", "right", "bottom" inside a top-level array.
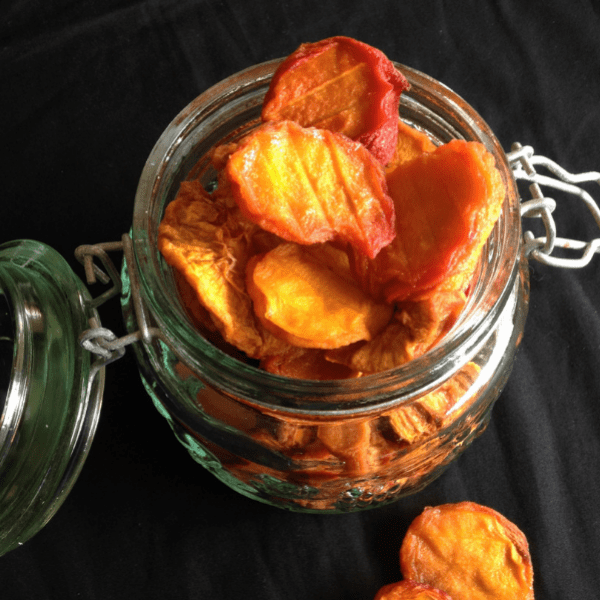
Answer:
[
  {"left": 75, "top": 234, "right": 165, "bottom": 375},
  {"left": 508, "top": 142, "right": 600, "bottom": 268},
  {"left": 75, "top": 142, "right": 600, "bottom": 369}
]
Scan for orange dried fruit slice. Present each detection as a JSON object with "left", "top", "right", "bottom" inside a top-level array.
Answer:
[
  {"left": 262, "top": 36, "right": 410, "bottom": 165},
  {"left": 260, "top": 347, "right": 362, "bottom": 380},
  {"left": 353, "top": 140, "right": 505, "bottom": 301},
  {"left": 385, "top": 119, "right": 437, "bottom": 172},
  {"left": 225, "top": 120, "right": 396, "bottom": 259},
  {"left": 374, "top": 580, "right": 454, "bottom": 600},
  {"left": 316, "top": 419, "right": 372, "bottom": 476},
  {"left": 246, "top": 242, "right": 393, "bottom": 349},
  {"left": 400, "top": 502, "right": 534, "bottom": 600},
  {"left": 316, "top": 418, "right": 394, "bottom": 477}
]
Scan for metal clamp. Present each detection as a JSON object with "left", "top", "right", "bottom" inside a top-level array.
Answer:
[
  {"left": 75, "top": 234, "right": 164, "bottom": 373},
  {"left": 508, "top": 142, "right": 600, "bottom": 268}
]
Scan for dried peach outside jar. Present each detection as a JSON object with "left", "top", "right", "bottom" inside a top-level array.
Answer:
[{"left": 122, "top": 59, "right": 529, "bottom": 513}]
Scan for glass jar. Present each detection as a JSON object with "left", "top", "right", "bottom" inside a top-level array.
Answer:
[
  {"left": 122, "top": 60, "right": 529, "bottom": 513},
  {"left": 0, "top": 240, "right": 104, "bottom": 555}
]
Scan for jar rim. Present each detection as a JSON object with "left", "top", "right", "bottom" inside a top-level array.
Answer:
[{"left": 131, "top": 59, "right": 522, "bottom": 412}]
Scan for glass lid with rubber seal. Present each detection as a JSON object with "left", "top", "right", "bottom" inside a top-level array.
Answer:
[{"left": 0, "top": 239, "right": 104, "bottom": 556}]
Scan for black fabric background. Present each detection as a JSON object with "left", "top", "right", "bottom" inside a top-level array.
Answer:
[{"left": 1, "top": 1, "right": 600, "bottom": 598}]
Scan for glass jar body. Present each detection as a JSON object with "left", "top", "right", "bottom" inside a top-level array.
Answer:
[
  {"left": 124, "top": 60, "right": 529, "bottom": 512},
  {"left": 122, "top": 259, "right": 528, "bottom": 512}
]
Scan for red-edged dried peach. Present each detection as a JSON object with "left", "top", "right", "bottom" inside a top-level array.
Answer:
[
  {"left": 353, "top": 140, "right": 505, "bottom": 302},
  {"left": 262, "top": 36, "right": 410, "bottom": 165}
]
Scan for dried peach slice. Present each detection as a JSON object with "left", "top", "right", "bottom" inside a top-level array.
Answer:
[
  {"left": 400, "top": 502, "right": 534, "bottom": 600},
  {"left": 174, "top": 361, "right": 259, "bottom": 433},
  {"left": 384, "top": 362, "right": 481, "bottom": 445},
  {"left": 374, "top": 580, "right": 453, "bottom": 600},
  {"left": 246, "top": 242, "right": 393, "bottom": 349},
  {"left": 260, "top": 347, "right": 362, "bottom": 380},
  {"left": 262, "top": 36, "right": 410, "bottom": 165},
  {"left": 158, "top": 179, "right": 289, "bottom": 359},
  {"left": 226, "top": 120, "right": 396, "bottom": 258},
  {"left": 385, "top": 119, "right": 437, "bottom": 172},
  {"left": 353, "top": 140, "right": 505, "bottom": 301},
  {"left": 316, "top": 418, "right": 391, "bottom": 476},
  {"left": 326, "top": 290, "right": 466, "bottom": 373}
]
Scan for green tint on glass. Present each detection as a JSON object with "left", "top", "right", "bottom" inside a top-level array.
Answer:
[{"left": 0, "top": 240, "right": 104, "bottom": 556}]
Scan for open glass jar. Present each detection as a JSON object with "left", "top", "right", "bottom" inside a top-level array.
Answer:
[{"left": 120, "top": 60, "right": 529, "bottom": 513}]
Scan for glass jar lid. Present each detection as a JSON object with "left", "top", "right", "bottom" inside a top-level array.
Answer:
[{"left": 0, "top": 239, "right": 104, "bottom": 556}]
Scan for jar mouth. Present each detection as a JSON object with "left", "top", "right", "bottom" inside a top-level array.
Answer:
[{"left": 131, "top": 60, "right": 522, "bottom": 411}]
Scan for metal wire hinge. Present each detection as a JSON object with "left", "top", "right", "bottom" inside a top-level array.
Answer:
[
  {"left": 75, "top": 234, "right": 164, "bottom": 373},
  {"left": 508, "top": 142, "right": 600, "bottom": 268}
]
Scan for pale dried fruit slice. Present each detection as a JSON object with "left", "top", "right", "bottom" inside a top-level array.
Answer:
[
  {"left": 325, "top": 290, "right": 466, "bottom": 373},
  {"left": 158, "top": 179, "right": 289, "bottom": 359},
  {"left": 383, "top": 362, "right": 481, "bottom": 445}
]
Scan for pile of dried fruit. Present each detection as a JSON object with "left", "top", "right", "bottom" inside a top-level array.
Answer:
[
  {"left": 158, "top": 36, "right": 506, "bottom": 380},
  {"left": 375, "top": 502, "right": 535, "bottom": 600}
]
